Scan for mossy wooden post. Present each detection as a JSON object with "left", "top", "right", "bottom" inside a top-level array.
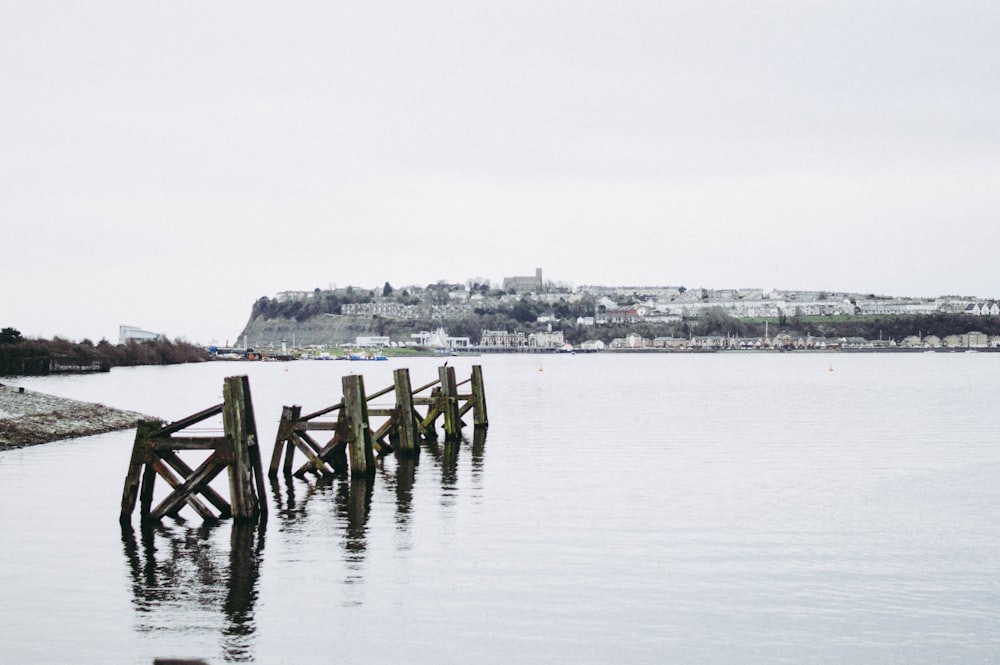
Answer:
[
  {"left": 120, "top": 419, "right": 162, "bottom": 524},
  {"left": 222, "top": 375, "right": 264, "bottom": 521},
  {"left": 470, "top": 365, "right": 489, "bottom": 429},
  {"left": 393, "top": 368, "right": 418, "bottom": 456},
  {"left": 439, "top": 364, "right": 461, "bottom": 441},
  {"left": 342, "top": 374, "right": 375, "bottom": 478}
]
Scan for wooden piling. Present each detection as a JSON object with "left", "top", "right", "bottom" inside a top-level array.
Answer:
[
  {"left": 393, "top": 368, "right": 418, "bottom": 456},
  {"left": 222, "top": 375, "right": 263, "bottom": 521},
  {"left": 470, "top": 364, "right": 489, "bottom": 428},
  {"left": 120, "top": 419, "right": 162, "bottom": 524},
  {"left": 119, "top": 375, "right": 267, "bottom": 525},
  {"left": 438, "top": 364, "right": 461, "bottom": 440},
  {"left": 267, "top": 363, "right": 487, "bottom": 476},
  {"left": 342, "top": 374, "right": 375, "bottom": 478}
]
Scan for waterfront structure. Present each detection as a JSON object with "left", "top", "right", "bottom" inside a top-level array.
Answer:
[
  {"left": 652, "top": 337, "right": 688, "bottom": 349},
  {"left": 410, "top": 329, "right": 470, "bottom": 350},
  {"left": 528, "top": 330, "right": 565, "bottom": 348},
  {"left": 480, "top": 329, "right": 527, "bottom": 348},
  {"left": 609, "top": 333, "right": 647, "bottom": 349}
]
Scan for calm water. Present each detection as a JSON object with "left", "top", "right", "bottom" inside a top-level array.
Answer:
[{"left": 1, "top": 353, "right": 998, "bottom": 664}]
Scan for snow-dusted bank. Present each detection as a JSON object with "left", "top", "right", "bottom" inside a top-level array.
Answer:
[{"left": 0, "top": 383, "right": 150, "bottom": 450}]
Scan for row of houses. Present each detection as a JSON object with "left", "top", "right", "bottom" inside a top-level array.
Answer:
[
  {"left": 479, "top": 329, "right": 567, "bottom": 349},
  {"left": 593, "top": 298, "right": 948, "bottom": 325},
  {"left": 343, "top": 328, "right": 998, "bottom": 352},
  {"left": 341, "top": 301, "right": 478, "bottom": 320},
  {"left": 308, "top": 288, "right": 997, "bottom": 326},
  {"left": 606, "top": 332, "right": 999, "bottom": 350},
  {"left": 965, "top": 302, "right": 1000, "bottom": 316}
]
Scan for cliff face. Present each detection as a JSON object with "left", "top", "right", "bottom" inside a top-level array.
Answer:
[{"left": 238, "top": 314, "right": 381, "bottom": 348}]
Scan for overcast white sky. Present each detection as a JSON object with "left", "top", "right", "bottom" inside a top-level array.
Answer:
[{"left": 2, "top": 2, "right": 998, "bottom": 344}]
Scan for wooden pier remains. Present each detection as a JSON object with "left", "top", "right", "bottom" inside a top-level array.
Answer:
[
  {"left": 269, "top": 364, "right": 488, "bottom": 480},
  {"left": 120, "top": 375, "right": 267, "bottom": 524}
]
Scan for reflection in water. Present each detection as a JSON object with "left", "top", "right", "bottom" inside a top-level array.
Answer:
[
  {"left": 121, "top": 521, "right": 265, "bottom": 662},
  {"left": 254, "top": 428, "right": 487, "bottom": 609},
  {"left": 337, "top": 477, "right": 373, "bottom": 603},
  {"left": 223, "top": 523, "right": 264, "bottom": 654},
  {"left": 423, "top": 437, "right": 459, "bottom": 507},
  {"left": 269, "top": 473, "right": 320, "bottom": 531},
  {"left": 471, "top": 426, "right": 487, "bottom": 478},
  {"left": 422, "top": 427, "right": 488, "bottom": 505},
  {"left": 470, "top": 427, "right": 488, "bottom": 501},
  {"left": 384, "top": 455, "right": 417, "bottom": 527}
]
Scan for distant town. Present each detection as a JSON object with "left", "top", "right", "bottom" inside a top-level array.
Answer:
[{"left": 229, "top": 268, "right": 1000, "bottom": 354}]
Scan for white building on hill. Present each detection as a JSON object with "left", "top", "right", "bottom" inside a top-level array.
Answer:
[{"left": 119, "top": 325, "right": 164, "bottom": 344}]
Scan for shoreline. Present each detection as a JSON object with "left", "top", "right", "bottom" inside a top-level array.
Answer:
[{"left": 0, "top": 383, "right": 152, "bottom": 451}]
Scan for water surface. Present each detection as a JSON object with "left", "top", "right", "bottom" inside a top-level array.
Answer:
[{"left": 1, "top": 353, "right": 998, "bottom": 663}]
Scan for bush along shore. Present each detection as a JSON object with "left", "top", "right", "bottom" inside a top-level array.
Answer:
[
  {"left": 0, "top": 383, "right": 152, "bottom": 450},
  {"left": 0, "top": 328, "right": 212, "bottom": 376}
]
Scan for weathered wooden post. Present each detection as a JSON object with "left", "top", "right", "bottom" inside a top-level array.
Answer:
[
  {"left": 470, "top": 365, "right": 488, "bottom": 429},
  {"left": 393, "top": 368, "right": 418, "bottom": 456},
  {"left": 439, "top": 364, "right": 461, "bottom": 440},
  {"left": 342, "top": 374, "right": 375, "bottom": 478},
  {"left": 222, "top": 375, "right": 266, "bottom": 521},
  {"left": 120, "top": 419, "right": 163, "bottom": 524},
  {"left": 269, "top": 405, "right": 301, "bottom": 478}
]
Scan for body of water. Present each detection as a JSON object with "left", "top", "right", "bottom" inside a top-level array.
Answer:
[{"left": 1, "top": 353, "right": 998, "bottom": 663}]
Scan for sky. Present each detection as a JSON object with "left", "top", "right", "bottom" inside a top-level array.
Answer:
[{"left": 2, "top": 2, "right": 998, "bottom": 345}]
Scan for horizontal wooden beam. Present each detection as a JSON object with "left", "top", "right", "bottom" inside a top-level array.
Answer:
[{"left": 152, "top": 436, "right": 229, "bottom": 450}]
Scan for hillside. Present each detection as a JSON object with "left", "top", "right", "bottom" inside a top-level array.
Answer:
[
  {"left": 237, "top": 283, "right": 1000, "bottom": 350},
  {"left": 239, "top": 313, "right": 382, "bottom": 348}
]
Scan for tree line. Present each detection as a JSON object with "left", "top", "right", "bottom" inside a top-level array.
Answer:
[
  {"left": 251, "top": 288, "right": 378, "bottom": 322},
  {"left": 0, "top": 327, "right": 211, "bottom": 374}
]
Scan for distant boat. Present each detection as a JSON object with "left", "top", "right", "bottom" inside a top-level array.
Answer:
[{"left": 349, "top": 350, "right": 387, "bottom": 361}]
